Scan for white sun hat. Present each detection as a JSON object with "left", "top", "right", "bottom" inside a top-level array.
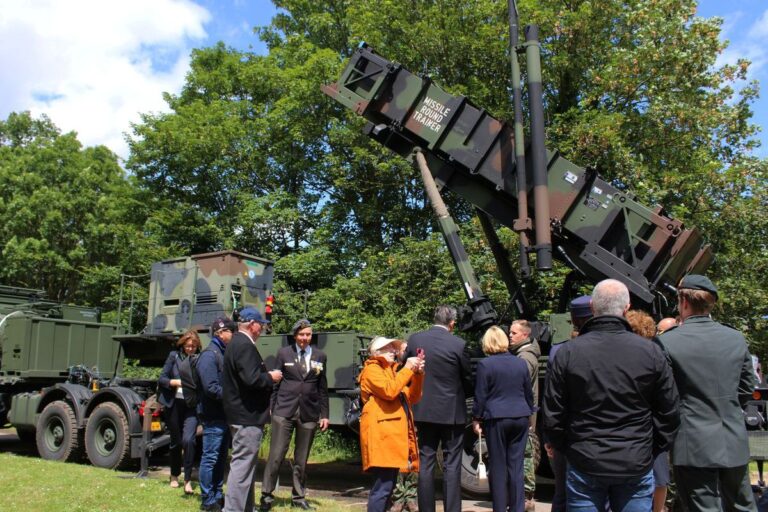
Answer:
[{"left": 368, "top": 336, "right": 403, "bottom": 355}]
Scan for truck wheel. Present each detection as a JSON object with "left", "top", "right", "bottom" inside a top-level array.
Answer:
[
  {"left": 459, "top": 425, "right": 490, "bottom": 496},
  {"left": 35, "top": 400, "right": 82, "bottom": 462},
  {"left": 85, "top": 402, "right": 130, "bottom": 469}
]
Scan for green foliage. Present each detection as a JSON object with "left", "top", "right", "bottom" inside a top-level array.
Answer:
[
  {"left": 2, "top": 1, "right": 766, "bottom": 358},
  {"left": 0, "top": 112, "right": 169, "bottom": 306}
]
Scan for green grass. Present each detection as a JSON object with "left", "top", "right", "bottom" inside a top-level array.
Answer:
[{"left": 0, "top": 453, "right": 365, "bottom": 512}]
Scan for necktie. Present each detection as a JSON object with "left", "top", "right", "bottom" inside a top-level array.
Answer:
[{"left": 299, "top": 350, "right": 307, "bottom": 375}]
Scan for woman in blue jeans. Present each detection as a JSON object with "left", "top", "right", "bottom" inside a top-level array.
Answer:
[
  {"left": 158, "top": 329, "right": 201, "bottom": 494},
  {"left": 472, "top": 326, "right": 535, "bottom": 512}
]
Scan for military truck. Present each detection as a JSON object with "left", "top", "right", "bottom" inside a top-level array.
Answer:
[
  {"left": 321, "top": 38, "right": 713, "bottom": 493},
  {"left": 0, "top": 250, "right": 366, "bottom": 472}
]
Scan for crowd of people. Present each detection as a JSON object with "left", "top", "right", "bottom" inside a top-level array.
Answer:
[
  {"left": 159, "top": 308, "right": 328, "bottom": 512},
  {"left": 157, "top": 272, "right": 759, "bottom": 512}
]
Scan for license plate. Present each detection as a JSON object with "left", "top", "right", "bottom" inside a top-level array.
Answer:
[{"left": 151, "top": 420, "right": 162, "bottom": 432}]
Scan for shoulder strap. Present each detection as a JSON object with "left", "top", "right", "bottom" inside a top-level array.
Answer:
[{"left": 204, "top": 344, "right": 224, "bottom": 371}]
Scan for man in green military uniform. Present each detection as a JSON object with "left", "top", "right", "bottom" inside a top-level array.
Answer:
[
  {"left": 659, "top": 275, "right": 757, "bottom": 512},
  {"left": 508, "top": 320, "right": 540, "bottom": 512}
]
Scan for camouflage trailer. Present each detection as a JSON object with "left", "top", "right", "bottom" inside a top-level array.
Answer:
[
  {"left": 322, "top": 42, "right": 715, "bottom": 494},
  {"left": 322, "top": 44, "right": 711, "bottom": 316}
]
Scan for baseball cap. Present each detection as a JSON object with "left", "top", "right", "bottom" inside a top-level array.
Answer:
[
  {"left": 238, "top": 307, "right": 270, "bottom": 324},
  {"left": 210, "top": 316, "right": 235, "bottom": 335}
]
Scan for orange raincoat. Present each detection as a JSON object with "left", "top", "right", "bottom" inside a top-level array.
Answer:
[{"left": 359, "top": 356, "right": 424, "bottom": 472}]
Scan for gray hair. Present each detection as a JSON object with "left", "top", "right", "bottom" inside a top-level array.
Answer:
[
  {"left": 433, "top": 305, "right": 457, "bottom": 327},
  {"left": 591, "top": 279, "right": 630, "bottom": 317}
]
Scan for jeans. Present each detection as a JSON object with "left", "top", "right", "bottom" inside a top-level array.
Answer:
[
  {"left": 566, "top": 465, "right": 654, "bottom": 512},
  {"left": 199, "top": 420, "right": 229, "bottom": 507}
]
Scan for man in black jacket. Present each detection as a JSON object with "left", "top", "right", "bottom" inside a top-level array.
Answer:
[
  {"left": 259, "top": 319, "right": 329, "bottom": 511},
  {"left": 198, "top": 316, "right": 234, "bottom": 512},
  {"left": 405, "top": 305, "right": 472, "bottom": 512},
  {"left": 222, "top": 307, "right": 282, "bottom": 512},
  {"left": 542, "top": 279, "right": 679, "bottom": 512}
]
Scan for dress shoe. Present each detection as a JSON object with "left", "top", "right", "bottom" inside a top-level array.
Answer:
[
  {"left": 291, "top": 500, "right": 315, "bottom": 510},
  {"left": 199, "top": 503, "right": 221, "bottom": 512}
]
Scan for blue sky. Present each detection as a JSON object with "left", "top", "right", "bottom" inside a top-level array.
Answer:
[{"left": 0, "top": 0, "right": 765, "bottom": 160}]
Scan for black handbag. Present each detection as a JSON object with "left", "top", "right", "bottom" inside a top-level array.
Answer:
[{"left": 344, "top": 395, "right": 364, "bottom": 433}]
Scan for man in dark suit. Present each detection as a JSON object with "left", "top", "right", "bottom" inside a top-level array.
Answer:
[
  {"left": 659, "top": 275, "right": 757, "bottom": 511},
  {"left": 222, "top": 307, "right": 282, "bottom": 512},
  {"left": 259, "top": 319, "right": 329, "bottom": 511},
  {"left": 405, "top": 305, "right": 472, "bottom": 512}
]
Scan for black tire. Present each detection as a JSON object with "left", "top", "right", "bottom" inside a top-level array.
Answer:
[
  {"left": 35, "top": 400, "right": 82, "bottom": 462},
  {"left": 85, "top": 402, "right": 130, "bottom": 469}
]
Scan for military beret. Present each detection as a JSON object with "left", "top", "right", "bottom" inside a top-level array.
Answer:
[
  {"left": 292, "top": 318, "right": 312, "bottom": 335},
  {"left": 678, "top": 274, "right": 718, "bottom": 300},
  {"left": 569, "top": 295, "right": 593, "bottom": 319}
]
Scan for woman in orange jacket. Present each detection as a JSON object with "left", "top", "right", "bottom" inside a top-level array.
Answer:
[{"left": 359, "top": 336, "right": 425, "bottom": 512}]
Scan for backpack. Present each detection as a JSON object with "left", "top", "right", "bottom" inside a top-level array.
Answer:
[{"left": 177, "top": 353, "right": 201, "bottom": 409}]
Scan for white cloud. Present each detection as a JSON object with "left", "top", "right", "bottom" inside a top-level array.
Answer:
[{"left": 0, "top": 0, "right": 211, "bottom": 161}]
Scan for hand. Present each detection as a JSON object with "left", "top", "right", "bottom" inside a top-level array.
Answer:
[
  {"left": 544, "top": 442, "right": 554, "bottom": 459},
  {"left": 319, "top": 418, "right": 330, "bottom": 431},
  {"left": 473, "top": 420, "right": 482, "bottom": 435},
  {"left": 404, "top": 357, "right": 421, "bottom": 371},
  {"left": 170, "top": 378, "right": 182, "bottom": 388},
  {"left": 269, "top": 370, "right": 283, "bottom": 383}
]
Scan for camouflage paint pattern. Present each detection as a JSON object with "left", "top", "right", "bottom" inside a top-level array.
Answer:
[
  {"left": 322, "top": 44, "right": 712, "bottom": 310},
  {"left": 146, "top": 250, "right": 274, "bottom": 335},
  {"left": 524, "top": 430, "right": 539, "bottom": 495}
]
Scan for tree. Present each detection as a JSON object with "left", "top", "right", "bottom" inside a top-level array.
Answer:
[
  {"left": 0, "top": 112, "right": 169, "bottom": 306},
  {"left": 125, "top": 0, "right": 766, "bottom": 348}
]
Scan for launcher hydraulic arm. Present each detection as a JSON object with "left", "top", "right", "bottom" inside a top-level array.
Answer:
[{"left": 322, "top": 44, "right": 712, "bottom": 313}]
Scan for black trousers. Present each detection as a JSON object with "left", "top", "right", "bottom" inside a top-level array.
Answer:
[
  {"left": 674, "top": 465, "right": 757, "bottom": 512},
  {"left": 260, "top": 411, "right": 318, "bottom": 503},
  {"left": 368, "top": 467, "right": 399, "bottom": 512},
  {"left": 163, "top": 401, "right": 198, "bottom": 481},
  {"left": 416, "top": 422, "right": 464, "bottom": 512},
  {"left": 485, "top": 417, "right": 529, "bottom": 512}
]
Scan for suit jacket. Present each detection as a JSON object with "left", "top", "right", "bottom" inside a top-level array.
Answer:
[
  {"left": 472, "top": 352, "right": 534, "bottom": 420},
  {"left": 157, "top": 350, "right": 182, "bottom": 409},
  {"left": 270, "top": 344, "right": 329, "bottom": 422},
  {"left": 222, "top": 331, "right": 274, "bottom": 426},
  {"left": 405, "top": 325, "right": 472, "bottom": 424},
  {"left": 660, "top": 315, "right": 756, "bottom": 467}
]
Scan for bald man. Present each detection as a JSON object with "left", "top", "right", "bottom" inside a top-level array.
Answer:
[{"left": 657, "top": 317, "right": 678, "bottom": 335}]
